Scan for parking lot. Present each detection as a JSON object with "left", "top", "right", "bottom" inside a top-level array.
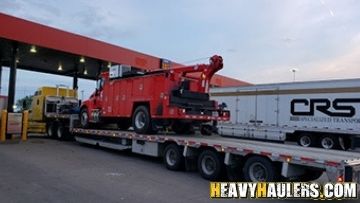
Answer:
[
  {"left": 1, "top": 137, "right": 342, "bottom": 203},
  {"left": 0, "top": 137, "right": 212, "bottom": 203}
]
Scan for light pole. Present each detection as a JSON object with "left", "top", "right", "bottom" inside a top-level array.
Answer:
[{"left": 290, "top": 68, "right": 299, "bottom": 82}]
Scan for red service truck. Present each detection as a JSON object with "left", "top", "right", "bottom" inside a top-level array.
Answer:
[{"left": 80, "top": 55, "right": 229, "bottom": 135}]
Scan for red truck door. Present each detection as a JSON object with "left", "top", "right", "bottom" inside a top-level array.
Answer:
[
  {"left": 101, "top": 78, "right": 113, "bottom": 116},
  {"left": 113, "top": 79, "right": 134, "bottom": 118}
]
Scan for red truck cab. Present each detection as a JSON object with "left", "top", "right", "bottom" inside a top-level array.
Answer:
[{"left": 80, "top": 55, "right": 229, "bottom": 135}]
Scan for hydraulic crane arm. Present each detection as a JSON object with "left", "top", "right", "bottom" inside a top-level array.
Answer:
[{"left": 168, "top": 55, "right": 224, "bottom": 93}]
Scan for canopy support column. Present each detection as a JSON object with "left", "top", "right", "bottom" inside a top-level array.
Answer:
[
  {"left": 7, "top": 42, "right": 18, "bottom": 112},
  {"left": 73, "top": 64, "right": 78, "bottom": 90},
  {"left": 0, "top": 59, "right": 2, "bottom": 95}
]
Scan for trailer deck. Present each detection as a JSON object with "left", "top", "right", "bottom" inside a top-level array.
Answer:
[
  {"left": 72, "top": 127, "right": 360, "bottom": 183},
  {"left": 72, "top": 128, "right": 360, "bottom": 164}
]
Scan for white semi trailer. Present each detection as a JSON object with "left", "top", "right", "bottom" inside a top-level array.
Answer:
[{"left": 210, "top": 78, "right": 360, "bottom": 150}]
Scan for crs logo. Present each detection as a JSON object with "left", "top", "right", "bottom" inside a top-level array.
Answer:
[{"left": 291, "top": 98, "right": 360, "bottom": 117}]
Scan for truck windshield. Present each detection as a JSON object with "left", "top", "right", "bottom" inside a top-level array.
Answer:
[{"left": 96, "top": 78, "right": 104, "bottom": 90}]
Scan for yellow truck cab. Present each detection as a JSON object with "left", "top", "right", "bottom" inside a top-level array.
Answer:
[{"left": 28, "top": 85, "right": 78, "bottom": 139}]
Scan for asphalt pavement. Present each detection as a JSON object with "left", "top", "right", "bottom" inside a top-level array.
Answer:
[{"left": 0, "top": 137, "right": 354, "bottom": 203}]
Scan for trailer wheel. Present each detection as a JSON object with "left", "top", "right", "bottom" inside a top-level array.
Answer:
[
  {"left": 163, "top": 144, "right": 184, "bottom": 170},
  {"left": 297, "top": 134, "right": 315, "bottom": 147},
  {"left": 132, "top": 106, "right": 152, "bottom": 134},
  {"left": 198, "top": 150, "right": 223, "bottom": 180},
  {"left": 243, "top": 156, "right": 279, "bottom": 182},
  {"left": 80, "top": 108, "right": 90, "bottom": 128},
  {"left": 320, "top": 135, "right": 338, "bottom": 149},
  {"left": 47, "top": 123, "right": 56, "bottom": 137}
]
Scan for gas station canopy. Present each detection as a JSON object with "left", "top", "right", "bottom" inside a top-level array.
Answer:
[
  {"left": 0, "top": 12, "right": 250, "bottom": 112},
  {"left": 0, "top": 12, "right": 169, "bottom": 80}
]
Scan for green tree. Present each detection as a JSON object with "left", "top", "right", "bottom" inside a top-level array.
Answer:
[{"left": 16, "top": 95, "right": 33, "bottom": 110}]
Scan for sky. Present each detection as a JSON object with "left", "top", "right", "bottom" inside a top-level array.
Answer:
[{"left": 1, "top": 0, "right": 360, "bottom": 100}]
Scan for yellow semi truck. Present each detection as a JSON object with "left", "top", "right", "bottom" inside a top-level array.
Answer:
[{"left": 28, "top": 85, "right": 79, "bottom": 139}]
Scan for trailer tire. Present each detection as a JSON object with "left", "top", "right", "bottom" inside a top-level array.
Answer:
[
  {"left": 132, "top": 106, "right": 152, "bottom": 134},
  {"left": 198, "top": 150, "right": 223, "bottom": 180},
  {"left": 243, "top": 156, "right": 279, "bottom": 182},
  {"left": 80, "top": 108, "right": 90, "bottom": 128},
  {"left": 163, "top": 144, "right": 184, "bottom": 170},
  {"left": 320, "top": 135, "right": 338, "bottom": 150},
  {"left": 47, "top": 123, "right": 56, "bottom": 137},
  {"left": 297, "top": 133, "right": 316, "bottom": 147}
]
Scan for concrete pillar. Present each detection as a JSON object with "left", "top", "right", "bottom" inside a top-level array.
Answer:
[{"left": 7, "top": 42, "right": 18, "bottom": 113}]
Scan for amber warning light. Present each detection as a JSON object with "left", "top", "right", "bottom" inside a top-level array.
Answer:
[{"left": 161, "top": 59, "right": 171, "bottom": 69}]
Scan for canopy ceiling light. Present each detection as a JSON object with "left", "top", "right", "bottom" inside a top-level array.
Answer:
[
  {"left": 58, "top": 63, "right": 63, "bottom": 71},
  {"left": 30, "top": 45, "right": 37, "bottom": 53}
]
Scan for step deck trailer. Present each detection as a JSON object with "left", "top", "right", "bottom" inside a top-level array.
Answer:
[{"left": 71, "top": 125, "right": 360, "bottom": 184}]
